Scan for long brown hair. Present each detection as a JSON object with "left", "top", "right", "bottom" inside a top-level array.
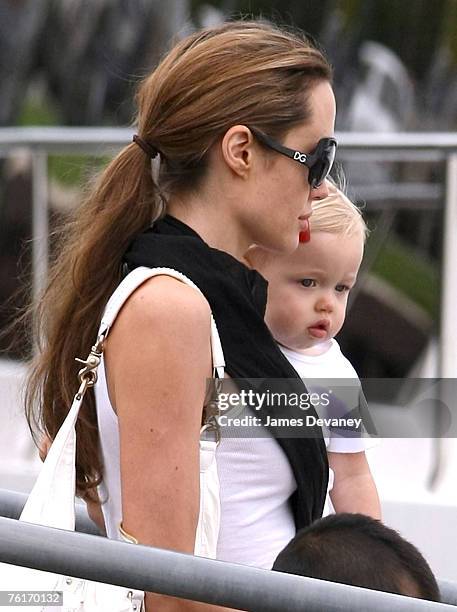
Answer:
[{"left": 26, "top": 20, "right": 332, "bottom": 499}]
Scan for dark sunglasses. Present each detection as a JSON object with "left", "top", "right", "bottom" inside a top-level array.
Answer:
[{"left": 248, "top": 126, "right": 337, "bottom": 188}]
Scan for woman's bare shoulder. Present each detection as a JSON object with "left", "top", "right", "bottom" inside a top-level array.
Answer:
[
  {"left": 105, "top": 275, "right": 213, "bottom": 400},
  {"left": 116, "top": 274, "right": 211, "bottom": 330}
]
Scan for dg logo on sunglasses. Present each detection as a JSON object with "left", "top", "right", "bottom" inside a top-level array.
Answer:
[{"left": 293, "top": 151, "right": 308, "bottom": 164}]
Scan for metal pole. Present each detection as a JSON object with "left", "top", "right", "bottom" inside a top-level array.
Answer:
[
  {"left": 0, "top": 489, "right": 100, "bottom": 536},
  {"left": 0, "top": 518, "right": 453, "bottom": 612},
  {"left": 1, "top": 128, "right": 457, "bottom": 153},
  {"left": 441, "top": 581, "right": 457, "bottom": 607},
  {"left": 429, "top": 153, "right": 457, "bottom": 489},
  {"left": 440, "top": 153, "right": 457, "bottom": 378},
  {"left": 1, "top": 489, "right": 454, "bottom": 605},
  {"left": 31, "top": 149, "right": 49, "bottom": 308}
]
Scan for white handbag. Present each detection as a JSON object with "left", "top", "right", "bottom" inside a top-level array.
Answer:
[{"left": 0, "top": 266, "right": 225, "bottom": 611}]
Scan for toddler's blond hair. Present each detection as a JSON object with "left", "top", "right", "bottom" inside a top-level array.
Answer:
[{"left": 310, "top": 181, "right": 368, "bottom": 240}]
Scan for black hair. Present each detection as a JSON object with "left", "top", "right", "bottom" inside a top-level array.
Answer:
[{"left": 272, "top": 513, "right": 440, "bottom": 602}]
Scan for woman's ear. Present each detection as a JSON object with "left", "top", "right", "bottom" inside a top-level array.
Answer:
[{"left": 220, "top": 125, "right": 255, "bottom": 179}]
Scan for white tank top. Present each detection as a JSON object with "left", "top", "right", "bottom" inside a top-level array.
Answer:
[
  {"left": 95, "top": 370, "right": 297, "bottom": 568},
  {"left": 94, "top": 267, "right": 297, "bottom": 569},
  {"left": 94, "top": 356, "right": 123, "bottom": 540}
]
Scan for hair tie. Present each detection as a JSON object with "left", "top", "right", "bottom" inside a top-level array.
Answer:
[{"left": 133, "top": 134, "right": 160, "bottom": 159}]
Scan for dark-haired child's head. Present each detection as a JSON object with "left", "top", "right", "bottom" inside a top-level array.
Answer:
[{"left": 272, "top": 513, "right": 440, "bottom": 602}]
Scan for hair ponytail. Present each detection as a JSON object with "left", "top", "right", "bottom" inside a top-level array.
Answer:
[{"left": 26, "top": 143, "right": 160, "bottom": 499}]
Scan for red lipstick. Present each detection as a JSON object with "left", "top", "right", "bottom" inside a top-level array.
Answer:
[{"left": 299, "top": 219, "right": 310, "bottom": 243}]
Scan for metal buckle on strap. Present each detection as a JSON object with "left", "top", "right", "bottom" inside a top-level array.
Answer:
[
  {"left": 203, "top": 374, "right": 222, "bottom": 445},
  {"left": 200, "top": 418, "right": 221, "bottom": 445},
  {"left": 74, "top": 331, "right": 107, "bottom": 400}
]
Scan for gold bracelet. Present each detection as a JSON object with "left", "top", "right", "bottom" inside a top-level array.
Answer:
[{"left": 119, "top": 522, "right": 139, "bottom": 545}]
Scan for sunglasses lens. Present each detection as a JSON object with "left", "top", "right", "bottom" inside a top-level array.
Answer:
[{"left": 310, "top": 141, "right": 336, "bottom": 187}]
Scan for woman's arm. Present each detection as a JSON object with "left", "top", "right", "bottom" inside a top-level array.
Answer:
[
  {"left": 83, "top": 493, "right": 106, "bottom": 535},
  {"left": 105, "top": 276, "right": 236, "bottom": 611},
  {"left": 328, "top": 451, "right": 381, "bottom": 520}
]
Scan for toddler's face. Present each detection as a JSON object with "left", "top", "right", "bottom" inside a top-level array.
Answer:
[{"left": 257, "top": 231, "right": 364, "bottom": 351}]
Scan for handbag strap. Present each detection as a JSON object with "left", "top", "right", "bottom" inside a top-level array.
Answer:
[
  {"left": 20, "top": 266, "right": 225, "bottom": 531},
  {"left": 97, "top": 266, "right": 225, "bottom": 378}
]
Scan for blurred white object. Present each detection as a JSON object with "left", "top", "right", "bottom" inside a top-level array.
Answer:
[
  {"left": 197, "top": 3, "right": 225, "bottom": 28},
  {"left": 346, "top": 41, "right": 415, "bottom": 132},
  {"left": 343, "top": 41, "right": 416, "bottom": 184},
  {"left": 0, "top": 359, "right": 41, "bottom": 492},
  {"left": 368, "top": 438, "right": 457, "bottom": 581}
]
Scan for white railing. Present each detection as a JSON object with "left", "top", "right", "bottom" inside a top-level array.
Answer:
[{"left": 0, "top": 511, "right": 456, "bottom": 610}]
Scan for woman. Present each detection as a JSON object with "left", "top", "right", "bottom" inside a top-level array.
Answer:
[{"left": 28, "top": 20, "right": 336, "bottom": 611}]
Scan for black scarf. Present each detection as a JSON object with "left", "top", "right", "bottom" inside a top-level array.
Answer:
[{"left": 124, "top": 214, "right": 328, "bottom": 529}]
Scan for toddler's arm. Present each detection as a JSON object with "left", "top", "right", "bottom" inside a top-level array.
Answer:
[{"left": 328, "top": 451, "right": 381, "bottom": 519}]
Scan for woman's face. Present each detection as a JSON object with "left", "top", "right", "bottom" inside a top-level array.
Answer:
[{"left": 248, "top": 80, "right": 336, "bottom": 254}]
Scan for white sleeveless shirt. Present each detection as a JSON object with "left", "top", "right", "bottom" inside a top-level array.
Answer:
[
  {"left": 95, "top": 365, "right": 297, "bottom": 569},
  {"left": 94, "top": 267, "right": 297, "bottom": 569}
]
